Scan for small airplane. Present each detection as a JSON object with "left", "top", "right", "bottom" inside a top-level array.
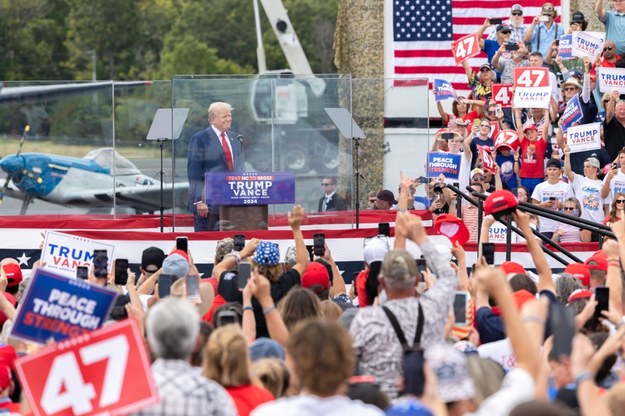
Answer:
[{"left": 0, "top": 131, "right": 189, "bottom": 214}]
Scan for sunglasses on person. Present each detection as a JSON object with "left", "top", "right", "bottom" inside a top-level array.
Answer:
[
  {"left": 368, "top": 199, "right": 377, "bottom": 203},
  {"left": 604, "top": 46, "right": 614, "bottom": 52},
  {"left": 511, "top": 11, "right": 522, "bottom": 16},
  {"left": 617, "top": 199, "right": 625, "bottom": 204},
  {"left": 501, "top": 30, "right": 511, "bottom": 35},
  {"left": 564, "top": 87, "right": 578, "bottom": 91},
  {"left": 321, "top": 182, "right": 334, "bottom": 187},
  {"left": 563, "top": 207, "right": 576, "bottom": 211},
  {"left": 480, "top": 67, "right": 491, "bottom": 72},
  {"left": 473, "top": 175, "right": 485, "bottom": 180}
]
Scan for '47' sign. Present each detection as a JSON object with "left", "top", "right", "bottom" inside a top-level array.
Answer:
[
  {"left": 513, "top": 67, "right": 549, "bottom": 87},
  {"left": 452, "top": 34, "right": 480, "bottom": 65},
  {"left": 492, "top": 84, "right": 514, "bottom": 108},
  {"left": 16, "top": 319, "right": 157, "bottom": 416}
]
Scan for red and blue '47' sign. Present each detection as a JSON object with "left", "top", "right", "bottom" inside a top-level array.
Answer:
[{"left": 16, "top": 319, "right": 157, "bottom": 416}]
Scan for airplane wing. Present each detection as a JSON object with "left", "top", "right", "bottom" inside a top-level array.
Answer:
[
  {"left": 0, "top": 81, "right": 152, "bottom": 104},
  {"left": 87, "top": 182, "right": 190, "bottom": 214}
]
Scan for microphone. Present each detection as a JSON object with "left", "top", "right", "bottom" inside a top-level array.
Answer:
[{"left": 236, "top": 134, "right": 244, "bottom": 143}]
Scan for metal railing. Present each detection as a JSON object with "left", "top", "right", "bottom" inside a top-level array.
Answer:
[{"left": 445, "top": 183, "right": 613, "bottom": 267}]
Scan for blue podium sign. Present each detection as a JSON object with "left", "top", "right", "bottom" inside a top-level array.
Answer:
[{"left": 205, "top": 172, "right": 295, "bottom": 205}]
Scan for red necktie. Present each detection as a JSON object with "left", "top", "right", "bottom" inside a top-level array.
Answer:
[{"left": 221, "top": 132, "right": 234, "bottom": 171}]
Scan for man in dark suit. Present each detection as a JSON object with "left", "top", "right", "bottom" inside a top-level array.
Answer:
[
  {"left": 318, "top": 177, "right": 348, "bottom": 212},
  {"left": 187, "top": 102, "right": 244, "bottom": 231}
]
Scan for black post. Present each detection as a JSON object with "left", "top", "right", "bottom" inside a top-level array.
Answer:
[{"left": 353, "top": 137, "right": 361, "bottom": 229}]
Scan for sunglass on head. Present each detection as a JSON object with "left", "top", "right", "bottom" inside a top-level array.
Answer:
[{"left": 604, "top": 46, "right": 614, "bottom": 51}]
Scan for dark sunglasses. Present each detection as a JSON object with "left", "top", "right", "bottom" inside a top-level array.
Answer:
[
  {"left": 563, "top": 207, "right": 575, "bottom": 211},
  {"left": 500, "top": 30, "right": 511, "bottom": 34},
  {"left": 564, "top": 87, "right": 578, "bottom": 91},
  {"left": 480, "top": 67, "right": 491, "bottom": 72},
  {"left": 473, "top": 175, "right": 485, "bottom": 180},
  {"left": 511, "top": 11, "right": 522, "bottom": 16},
  {"left": 604, "top": 46, "right": 614, "bottom": 52},
  {"left": 617, "top": 199, "right": 625, "bottom": 204}
]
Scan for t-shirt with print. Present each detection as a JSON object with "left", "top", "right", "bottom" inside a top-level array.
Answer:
[
  {"left": 531, "top": 180, "right": 574, "bottom": 233},
  {"left": 496, "top": 153, "right": 518, "bottom": 191},
  {"left": 519, "top": 138, "right": 547, "bottom": 178},
  {"left": 603, "top": 169, "right": 625, "bottom": 205},
  {"left": 571, "top": 175, "right": 605, "bottom": 224},
  {"left": 469, "top": 136, "right": 494, "bottom": 170}
]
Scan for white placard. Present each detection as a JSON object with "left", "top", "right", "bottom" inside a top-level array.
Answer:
[{"left": 41, "top": 231, "right": 115, "bottom": 278}]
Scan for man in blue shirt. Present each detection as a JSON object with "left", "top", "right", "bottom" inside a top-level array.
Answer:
[
  {"left": 524, "top": 2, "right": 564, "bottom": 59},
  {"left": 596, "top": 0, "right": 625, "bottom": 55}
]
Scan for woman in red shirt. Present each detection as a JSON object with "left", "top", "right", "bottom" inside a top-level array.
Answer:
[{"left": 203, "top": 325, "right": 275, "bottom": 416}]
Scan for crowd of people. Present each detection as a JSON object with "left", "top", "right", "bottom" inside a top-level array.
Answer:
[{"left": 426, "top": 1, "right": 625, "bottom": 244}]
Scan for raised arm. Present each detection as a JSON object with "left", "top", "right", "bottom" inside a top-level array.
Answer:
[
  {"left": 606, "top": 90, "right": 619, "bottom": 123},
  {"left": 563, "top": 146, "right": 575, "bottom": 182},
  {"left": 288, "top": 205, "right": 309, "bottom": 276},
  {"left": 514, "top": 210, "right": 556, "bottom": 294},
  {"left": 212, "top": 238, "right": 260, "bottom": 281},
  {"left": 540, "top": 109, "right": 550, "bottom": 142},
  {"left": 437, "top": 101, "right": 450, "bottom": 124},
  {"left": 596, "top": 0, "right": 606, "bottom": 21}
]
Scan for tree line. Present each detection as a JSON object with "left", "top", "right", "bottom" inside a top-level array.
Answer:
[{"left": 0, "top": 0, "right": 339, "bottom": 81}]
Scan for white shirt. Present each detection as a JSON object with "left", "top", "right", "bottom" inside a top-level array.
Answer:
[
  {"left": 531, "top": 180, "right": 574, "bottom": 232},
  {"left": 603, "top": 169, "right": 625, "bottom": 205},
  {"left": 252, "top": 395, "right": 384, "bottom": 416},
  {"left": 571, "top": 175, "right": 605, "bottom": 224},
  {"left": 211, "top": 125, "right": 233, "bottom": 156}
]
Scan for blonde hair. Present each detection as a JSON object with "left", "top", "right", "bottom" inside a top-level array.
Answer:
[
  {"left": 320, "top": 300, "right": 342, "bottom": 321},
  {"left": 251, "top": 358, "right": 290, "bottom": 399},
  {"left": 203, "top": 325, "right": 251, "bottom": 387}
]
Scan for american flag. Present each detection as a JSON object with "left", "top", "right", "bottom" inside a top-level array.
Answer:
[{"left": 391, "top": 0, "right": 561, "bottom": 89}]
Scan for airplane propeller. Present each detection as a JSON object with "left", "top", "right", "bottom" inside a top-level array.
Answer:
[{"left": 0, "top": 125, "right": 30, "bottom": 203}]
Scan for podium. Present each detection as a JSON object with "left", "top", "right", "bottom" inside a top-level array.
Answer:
[
  {"left": 205, "top": 171, "right": 295, "bottom": 232},
  {"left": 219, "top": 205, "right": 268, "bottom": 230}
]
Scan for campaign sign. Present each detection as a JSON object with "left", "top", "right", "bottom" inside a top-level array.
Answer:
[
  {"left": 514, "top": 67, "right": 549, "bottom": 88},
  {"left": 513, "top": 86, "right": 551, "bottom": 109},
  {"left": 41, "top": 232, "right": 115, "bottom": 279},
  {"left": 492, "top": 84, "right": 514, "bottom": 108},
  {"left": 433, "top": 79, "right": 457, "bottom": 101},
  {"left": 561, "top": 95, "right": 584, "bottom": 132},
  {"left": 572, "top": 31, "right": 604, "bottom": 60},
  {"left": 16, "top": 319, "right": 158, "bottom": 416},
  {"left": 426, "top": 152, "right": 461, "bottom": 180},
  {"left": 452, "top": 33, "right": 480, "bottom": 65},
  {"left": 558, "top": 34, "right": 573, "bottom": 59},
  {"left": 566, "top": 122, "right": 601, "bottom": 154},
  {"left": 489, "top": 223, "right": 512, "bottom": 243},
  {"left": 11, "top": 269, "right": 118, "bottom": 344},
  {"left": 204, "top": 171, "right": 295, "bottom": 205},
  {"left": 598, "top": 67, "right": 625, "bottom": 93}
]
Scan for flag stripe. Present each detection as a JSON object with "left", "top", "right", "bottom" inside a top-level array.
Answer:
[{"left": 391, "top": 0, "right": 562, "bottom": 91}]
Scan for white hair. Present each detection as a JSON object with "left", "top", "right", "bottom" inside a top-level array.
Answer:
[{"left": 146, "top": 297, "right": 199, "bottom": 359}]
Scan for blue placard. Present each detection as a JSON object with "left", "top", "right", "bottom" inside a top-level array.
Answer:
[
  {"left": 561, "top": 94, "right": 584, "bottom": 132},
  {"left": 426, "top": 152, "right": 461, "bottom": 180},
  {"left": 433, "top": 79, "right": 457, "bottom": 101},
  {"left": 559, "top": 34, "right": 573, "bottom": 59},
  {"left": 204, "top": 172, "right": 295, "bottom": 205},
  {"left": 11, "top": 269, "right": 118, "bottom": 344}
]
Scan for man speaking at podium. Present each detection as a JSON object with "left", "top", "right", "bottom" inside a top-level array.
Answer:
[{"left": 188, "top": 102, "right": 244, "bottom": 231}]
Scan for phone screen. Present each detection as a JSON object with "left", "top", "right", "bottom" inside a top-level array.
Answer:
[
  {"left": 185, "top": 275, "right": 201, "bottom": 302},
  {"left": 482, "top": 243, "right": 495, "bottom": 265},
  {"left": 454, "top": 291, "right": 469, "bottom": 326},
  {"left": 505, "top": 43, "right": 519, "bottom": 51},
  {"left": 114, "top": 259, "right": 129, "bottom": 285},
  {"left": 595, "top": 287, "right": 609, "bottom": 317},
  {"left": 233, "top": 234, "right": 245, "bottom": 252},
  {"left": 490, "top": 18, "right": 502, "bottom": 25},
  {"left": 551, "top": 302, "right": 575, "bottom": 357},
  {"left": 416, "top": 258, "right": 427, "bottom": 282},
  {"left": 217, "top": 311, "right": 239, "bottom": 327},
  {"left": 378, "top": 223, "right": 390, "bottom": 237},
  {"left": 76, "top": 266, "right": 89, "bottom": 280},
  {"left": 93, "top": 249, "right": 108, "bottom": 279},
  {"left": 238, "top": 262, "right": 252, "bottom": 290},
  {"left": 313, "top": 233, "right": 325, "bottom": 257},
  {"left": 158, "top": 274, "right": 173, "bottom": 298},
  {"left": 176, "top": 236, "right": 188, "bottom": 253},
  {"left": 305, "top": 245, "right": 314, "bottom": 262}
]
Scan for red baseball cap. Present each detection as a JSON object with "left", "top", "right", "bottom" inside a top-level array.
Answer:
[
  {"left": 565, "top": 263, "right": 591, "bottom": 287},
  {"left": 567, "top": 289, "right": 592, "bottom": 303},
  {"left": 512, "top": 289, "right": 535, "bottom": 310},
  {"left": 433, "top": 214, "right": 470, "bottom": 245},
  {"left": 301, "top": 262, "right": 330, "bottom": 290},
  {"left": 500, "top": 261, "right": 526, "bottom": 276},
  {"left": 585, "top": 251, "right": 607, "bottom": 272},
  {"left": 1, "top": 263, "right": 22, "bottom": 287},
  {"left": 169, "top": 249, "right": 190, "bottom": 263},
  {"left": 484, "top": 190, "right": 518, "bottom": 216},
  {"left": 523, "top": 124, "right": 538, "bottom": 132}
]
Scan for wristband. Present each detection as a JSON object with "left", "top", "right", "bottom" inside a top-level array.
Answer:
[
  {"left": 521, "top": 315, "right": 546, "bottom": 325},
  {"left": 224, "top": 251, "right": 241, "bottom": 264},
  {"left": 243, "top": 305, "right": 254, "bottom": 312},
  {"left": 574, "top": 370, "right": 594, "bottom": 386},
  {"left": 262, "top": 305, "right": 276, "bottom": 315},
  {"left": 608, "top": 261, "right": 620, "bottom": 268}
]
